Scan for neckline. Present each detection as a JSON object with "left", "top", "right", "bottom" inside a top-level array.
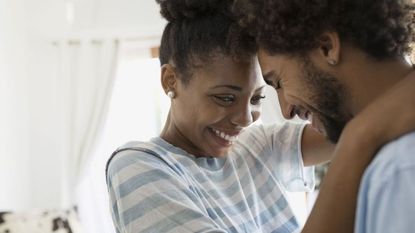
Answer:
[{"left": 150, "top": 136, "right": 228, "bottom": 171}]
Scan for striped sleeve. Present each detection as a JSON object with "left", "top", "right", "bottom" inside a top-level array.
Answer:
[
  {"left": 106, "top": 150, "right": 227, "bottom": 233},
  {"left": 244, "top": 122, "right": 315, "bottom": 192},
  {"left": 267, "top": 122, "right": 314, "bottom": 192}
]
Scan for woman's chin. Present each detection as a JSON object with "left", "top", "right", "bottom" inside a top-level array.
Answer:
[{"left": 207, "top": 147, "right": 230, "bottom": 158}]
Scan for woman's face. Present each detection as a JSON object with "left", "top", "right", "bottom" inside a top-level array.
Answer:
[{"left": 169, "top": 55, "right": 265, "bottom": 157}]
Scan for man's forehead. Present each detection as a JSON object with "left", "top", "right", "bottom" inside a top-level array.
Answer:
[{"left": 257, "top": 51, "right": 281, "bottom": 72}]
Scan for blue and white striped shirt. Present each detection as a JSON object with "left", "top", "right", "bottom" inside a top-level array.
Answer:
[{"left": 107, "top": 122, "right": 314, "bottom": 233}]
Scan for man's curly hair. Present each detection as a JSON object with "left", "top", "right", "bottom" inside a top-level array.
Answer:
[
  {"left": 156, "top": 0, "right": 257, "bottom": 83},
  {"left": 234, "top": 0, "right": 415, "bottom": 60}
]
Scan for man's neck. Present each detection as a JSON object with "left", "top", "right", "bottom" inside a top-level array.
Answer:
[{"left": 346, "top": 57, "right": 413, "bottom": 115}]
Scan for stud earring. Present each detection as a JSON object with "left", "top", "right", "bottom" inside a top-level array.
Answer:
[
  {"left": 167, "top": 91, "right": 175, "bottom": 99},
  {"left": 328, "top": 58, "right": 337, "bottom": 66}
]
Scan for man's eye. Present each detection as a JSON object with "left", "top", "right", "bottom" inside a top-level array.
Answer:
[
  {"left": 264, "top": 79, "right": 282, "bottom": 90},
  {"left": 264, "top": 79, "right": 273, "bottom": 86},
  {"left": 275, "top": 80, "right": 282, "bottom": 89}
]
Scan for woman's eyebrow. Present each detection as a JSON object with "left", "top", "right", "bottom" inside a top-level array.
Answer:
[{"left": 210, "top": 85, "right": 243, "bottom": 91}]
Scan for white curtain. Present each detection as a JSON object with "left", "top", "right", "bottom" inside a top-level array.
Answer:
[
  {"left": 76, "top": 39, "right": 163, "bottom": 233},
  {"left": 55, "top": 38, "right": 119, "bottom": 207}
]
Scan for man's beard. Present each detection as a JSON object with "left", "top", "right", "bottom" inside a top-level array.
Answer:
[{"left": 301, "top": 57, "right": 352, "bottom": 143}]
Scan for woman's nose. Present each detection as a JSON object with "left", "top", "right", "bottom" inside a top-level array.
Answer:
[{"left": 230, "top": 105, "right": 260, "bottom": 127}]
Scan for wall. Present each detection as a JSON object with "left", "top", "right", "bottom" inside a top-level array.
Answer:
[{"left": 0, "top": 0, "right": 31, "bottom": 210}]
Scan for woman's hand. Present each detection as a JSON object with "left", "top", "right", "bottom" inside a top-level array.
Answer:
[
  {"left": 343, "top": 70, "right": 415, "bottom": 149},
  {"left": 301, "top": 71, "right": 415, "bottom": 166}
]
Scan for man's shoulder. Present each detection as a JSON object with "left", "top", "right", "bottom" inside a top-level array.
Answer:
[
  {"left": 364, "top": 131, "right": 415, "bottom": 183},
  {"left": 382, "top": 131, "right": 415, "bottom": 151},
  {"left": 374, "top": 131, "right": 415, "bottom": 164},
  {"left": 356, "top": 132, "right": 415, "bottom": 233}
]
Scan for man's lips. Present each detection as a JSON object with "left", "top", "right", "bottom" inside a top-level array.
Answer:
[
  {"left": 295, "top": 109, "right": 312, "bottom": 121},
  {"left": 296, "top": 110, "right": 324, "bottom": 134}
]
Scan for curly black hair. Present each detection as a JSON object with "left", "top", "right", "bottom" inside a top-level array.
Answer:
[
  {"left": 234, "top": 0, "right": 415, "bottom": 60},
  {"left": 156, "top": 0, "right": 257, "bottom": 83}
]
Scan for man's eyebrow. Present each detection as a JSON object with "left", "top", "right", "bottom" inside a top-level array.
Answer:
[
  {"left": 262, "top": 71, "right": 276, "bottom": 81},
  {"left": 211, "top": 85, "right": 242, "bottom": 91}
]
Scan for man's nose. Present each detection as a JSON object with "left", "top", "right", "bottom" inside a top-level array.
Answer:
[{"left": 277, "top": 91, "right": 294, "bottom": 120}]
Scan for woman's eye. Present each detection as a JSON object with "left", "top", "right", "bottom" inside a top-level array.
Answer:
[
  {"left": 216, "top": 96, "right": 234, "bottom": 102},
  {"left": 251, "top": 95, "right": 266, "bottom": 105},
  {"left": 214, "top": 95, "right": 235, "bottom": 105}
]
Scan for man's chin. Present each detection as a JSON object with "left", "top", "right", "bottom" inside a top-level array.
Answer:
[
  {"left": 326, "top": 130, "right": 342, "bottom": 144},
  {"left": 322, "top": 117, "right": 347, "bottom": 144}
]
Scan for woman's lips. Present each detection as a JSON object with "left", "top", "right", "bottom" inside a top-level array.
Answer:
[
  {"left": 211, "top": 128, "right": 239, "bottom": 141},
  {"left": 208, "top": 127, "right": 241, "bottom": 147}
]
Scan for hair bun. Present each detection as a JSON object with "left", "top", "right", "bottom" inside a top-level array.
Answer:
[{"left": 156, "top": 0, "right": 230, "bottom": 22}]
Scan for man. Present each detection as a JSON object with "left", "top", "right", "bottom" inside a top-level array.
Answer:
[{"left": 235, "top": 0, "right": 415, "bottom": 232}]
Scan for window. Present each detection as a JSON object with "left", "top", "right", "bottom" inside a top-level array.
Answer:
[{"left": 77, "top": 40, "right": 167, "bottom": 233}]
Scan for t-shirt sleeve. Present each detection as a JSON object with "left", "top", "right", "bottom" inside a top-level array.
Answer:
[
  {"left": 243, "top": 122, "right": 314, "bottom": 192},
  {"left": 356, "top": 167, "right": 415, "bottom": 233},
  {"left": 355, "top": 134, "right": 415, "bottom": 233},
  {"left": 106, "top": 151, "right": 227, "bottom": 233}
]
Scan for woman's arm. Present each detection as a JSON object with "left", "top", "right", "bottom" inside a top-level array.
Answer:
[
  {"left": 302, "top": 72, "right": 415, "bottom": 233},
  {"left": 302, "top": 119, "right": 380, "bottom": 233}
]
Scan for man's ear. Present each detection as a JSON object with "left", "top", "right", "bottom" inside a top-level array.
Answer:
[
  {"left": 318, "top": 31, "right": 341, "bottom": 66},
  {"left": 161, "top": 64, "right": 178, "bottom": 93}
]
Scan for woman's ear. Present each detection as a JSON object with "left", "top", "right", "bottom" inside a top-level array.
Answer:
[
  {"left": 318, "top": 31, "right": 341, "bottom": 66},
  {"left": 161, "top": 64, "right": 177, "bottom": 94}
]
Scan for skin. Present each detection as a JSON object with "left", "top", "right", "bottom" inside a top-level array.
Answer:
[
  {"left": 257, "top": 31, "right": 415, "bottom": 233},
  {"left": 160, "top": 55, "right": 266, "bottom": 157}
]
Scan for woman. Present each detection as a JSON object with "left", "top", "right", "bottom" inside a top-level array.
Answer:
[{"left": 106, "top": 0, "right": 415, "bottom": 232}]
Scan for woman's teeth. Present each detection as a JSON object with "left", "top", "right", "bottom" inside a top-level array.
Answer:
[{"left": 212, "top": 129, "right": 238, "bottom": 142}]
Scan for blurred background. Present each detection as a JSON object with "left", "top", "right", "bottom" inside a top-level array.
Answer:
[{"left": 0, "top": 0, "right": 322, "bottom": 232}]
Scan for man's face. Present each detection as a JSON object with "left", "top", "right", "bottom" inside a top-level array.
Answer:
[{"left": 257, "top": 49, "right": 352, "bottom": 143}]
